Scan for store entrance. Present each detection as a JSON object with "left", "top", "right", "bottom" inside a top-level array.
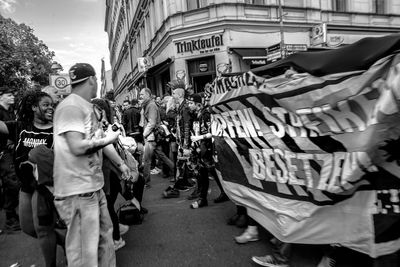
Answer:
[
  {"left": 191, "top": 74, "right": 214, "bottom": 93},
  {"left": 187, "top": 56, "right": 216, "bottom": 93}
]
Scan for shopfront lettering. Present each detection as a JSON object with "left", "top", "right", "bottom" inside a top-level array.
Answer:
[{"left": 175, "top": 34, "right": 224, "bottom": 54}]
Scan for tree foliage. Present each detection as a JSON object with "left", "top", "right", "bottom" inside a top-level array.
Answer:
[{"left": 0, "top": 15, "right": 55, "bottom": 90}]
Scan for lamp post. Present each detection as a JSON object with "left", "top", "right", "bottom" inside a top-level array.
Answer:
[{"left": 278, "top": 0, "right": 285, "bottom": 58}]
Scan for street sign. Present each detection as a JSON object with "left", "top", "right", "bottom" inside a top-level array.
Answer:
[
  {"left": 266, "top": 51, "right": 282, "bottom": 62},
  {"left": 266, "top": 43, "right": 283, "bottom": 62},
  {"left": 49, "top": 74, "right": 71, "bottom": 95},
  {"left": 285, "top": 44, "right": 307, "bottom": 52}
]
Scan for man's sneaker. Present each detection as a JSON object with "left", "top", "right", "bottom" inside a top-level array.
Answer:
[
  {"left": 163, "top": 187, "right": 180, "bottom": 198},
  {"left": 119, "top": 224, "right": 129, "bottom": 235},
  {"left": 251, "top": 255, "right": 289, "bottom": 267},
  {"left": 213, "top": 193, "right": 229, "bottom": 203},
  {"left": 4, "top": 218, "right": 21, "bottom": 232},
  {"left": 317, "top": 255, "right": 336, "bottom": 267},
  {"left": 234, "top": 228, "right": 259, "bottom": 244},
  {"left": 190, "top": 199, "right": 208, "bottom": 209},
  {"left": 114, "top": 238, "right": 126, "bottom": 251},
  {"left": 150, "top": 167, "right": 161, "bottom": 174}
]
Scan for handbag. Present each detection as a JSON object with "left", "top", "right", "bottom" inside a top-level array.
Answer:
[
  {"left": 115, "top": 140, "right": 139, "bottom": 182},
  {"left": 117, "top": 202, "right": 143, "bottom": 225}
]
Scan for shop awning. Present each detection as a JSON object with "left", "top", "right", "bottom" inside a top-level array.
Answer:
[
  {"left": 146, "top": 57, "right": 172, "bottom": 75},
  {"left": 231, "top": 48, "right": 268, "bottom": 65}
]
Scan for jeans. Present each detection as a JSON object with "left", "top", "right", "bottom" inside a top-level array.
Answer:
[
  {"left": 143, "top": 141, "right": 174, "bottom": 184},
  {"left": 54, "top": 190, "right": 115, "bottom": 267},
  {"left": 0, "top": 151, "right": 20, "bottom": 218},
  {"left": 20, "top": 190, "right": 64, "bottom": 267}
]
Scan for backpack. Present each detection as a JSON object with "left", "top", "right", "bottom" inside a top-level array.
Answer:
[{"left": 117, "top": 202, "right": 143, "bottom": 225}]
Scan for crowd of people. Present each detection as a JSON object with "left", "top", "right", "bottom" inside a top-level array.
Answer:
[{"left": 0, "top": 62, "right": 397, "bottom": 267}]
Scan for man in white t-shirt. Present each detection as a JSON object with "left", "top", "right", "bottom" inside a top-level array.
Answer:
[{"left": 53, "top": 63, "right": 130, "bottom": 267}]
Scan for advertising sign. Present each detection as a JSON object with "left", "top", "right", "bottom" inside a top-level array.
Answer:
[
  {"left": 137, "top": 57, "right": 151, "bottom": 73},
  {"left": 310, "top": 23, "right": 327, "bottom": 46}
]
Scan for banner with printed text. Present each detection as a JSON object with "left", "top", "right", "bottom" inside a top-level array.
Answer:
[{"left": 209, "top": 35, "right": 400, "bottom": 257}]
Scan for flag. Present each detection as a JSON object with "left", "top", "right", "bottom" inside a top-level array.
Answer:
[{"left": 210, "top": 34, "right": 400, "bottom": 257}]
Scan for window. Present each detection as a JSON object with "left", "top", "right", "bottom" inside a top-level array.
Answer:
[
  {"left": 187, "top": 0, "right": 208, "bottom": 11},
  {"left": 332, "top": 0, "right": 346, "bottom": 12},
  {"left": 373, "top": 0, "right": 385, "bottom": 14},
  {"left": 245, "top": 0, "right": 265, "bottom": 4}
]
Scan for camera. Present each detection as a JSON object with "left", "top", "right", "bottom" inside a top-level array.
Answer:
[{"left": 111, "top": 124, "right": 120, "bottom": 132}]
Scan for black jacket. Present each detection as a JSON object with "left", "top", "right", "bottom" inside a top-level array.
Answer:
[
  {"left": 176, "top": 100, "right": 192, "bottom": 149},
  {"left": 122, "top": 106, "right": 141, "bottom": 136}
]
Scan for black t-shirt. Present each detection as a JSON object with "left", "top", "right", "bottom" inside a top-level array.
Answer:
[{"left": 5, "top": 121, "right": 53, "bottom": 176}]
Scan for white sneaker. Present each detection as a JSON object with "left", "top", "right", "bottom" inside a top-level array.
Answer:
[
  {"left": 234, "top": 228, "right": 259, "bottom": 244},
  {"left": 251, "top": 255, "right": 289, "bottom": 267},
  {"left": 114, "top": 238, "right": 126, "bottom": 251},
  {"left": 317, "top": 255, "right": 336, "bottom": 267},
  {"left": 150, "top": 168, "right": 161, "bottom": 174},
  {"left": 119, "top": 223, "right": 129, "bottom": 235}
]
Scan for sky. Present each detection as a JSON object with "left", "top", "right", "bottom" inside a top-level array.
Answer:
[{"left": 0, "top": 0, "right": 111, "bottom": 86}]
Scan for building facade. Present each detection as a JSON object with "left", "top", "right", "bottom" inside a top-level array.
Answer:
[
  {"left": 104, "top": 0, "right": 400, "bottom": 102},
  {"left": 100, "top": 59, "right": 113, "bottom": 98}
]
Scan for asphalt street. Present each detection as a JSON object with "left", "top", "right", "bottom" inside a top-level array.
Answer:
[{"left": 0, "top": 173, "right": 380, "bottom": 267}]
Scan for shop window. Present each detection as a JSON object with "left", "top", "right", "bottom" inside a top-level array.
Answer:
[
  {"left": 332, "top": 0, "right": 347, "bottom": 12},
  {"left": 373, "top": 0, "right": 385, "bottom": 14},
  {"left": 187, "top": 0, "right": 208, "bottom": 11},
  {"left": 245, "top": 0, "right": 265, "bottom": 4}
]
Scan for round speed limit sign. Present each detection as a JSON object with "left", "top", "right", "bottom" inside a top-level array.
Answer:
[{"left": 55, "top": 77, "right": 68, "bottom": 89}]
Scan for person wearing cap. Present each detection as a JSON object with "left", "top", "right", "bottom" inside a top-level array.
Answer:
[
  {"left": 0, "top": 86, "right": 20, "bottom": 232},
  {"left": 53, "top": 63, "right": 130, "bottom": 267}
]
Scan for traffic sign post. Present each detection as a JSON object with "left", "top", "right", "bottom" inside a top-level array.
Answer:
[{"left": 49, "top": 74, "right": 71, "bottom": 95}]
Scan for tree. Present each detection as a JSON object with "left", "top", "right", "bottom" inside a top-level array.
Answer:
[{"left": 0, "top": 15, "right": 54, "bottom": 90}]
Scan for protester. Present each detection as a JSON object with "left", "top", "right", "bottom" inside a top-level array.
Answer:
[
  {"left": 155, "top": 96, "right": 162, "bottom": 106},
  {"left": 163, "top": 96, "right": 178, "bottom": 181},
  {"left": 105, "top": 91, "right": 122, "bottom": 124},
  {"left": 91, "top": 98, "right": 130, "bottom": 251},
  {"left": 163, "top": 84, "right": 195, "bottom": 198},
  {"left": 122, "top": 99, "right": 141, "bottom": 140},
  {"left": 186, "top": 93, "right": 227, "bottom": 208},
  {"left": 53, "top": 63, "right": 130, "bottom": 267},
  {"left": 0, "top": 86, "right": 19, "bottom": 232},
  {"left": 122, "top": 99, "right": 130, "bottom": 111},
  {"left": 140, "top": 87, "right": 174, "bottom": 187},
  {"left": 0, "top": 90, "right": 65, "bottom": 267}
]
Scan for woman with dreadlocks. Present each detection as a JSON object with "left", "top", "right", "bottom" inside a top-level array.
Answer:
[{"left": 0, "top": 90, "right": 63, "bottom": 267}]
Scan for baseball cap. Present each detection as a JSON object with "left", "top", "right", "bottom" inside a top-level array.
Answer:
[
  {"left": 187, "top": 93, "right": 202, "bottom": 104},
  {"left": 68, "top": 63, "right": 96, "bottom": 85},
  {"left": 0, "top": 86, "right": 16, "bottom": 95}
]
